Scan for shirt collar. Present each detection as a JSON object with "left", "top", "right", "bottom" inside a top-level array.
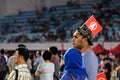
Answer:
[{"left": 15, "top": 64, "right": 28, "bottom": 69}]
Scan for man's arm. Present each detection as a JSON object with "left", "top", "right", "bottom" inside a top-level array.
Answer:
[
  {"left": 116, "top": 66, "right": 120, "bottom": 72},
  {"left": 8, "top": 66, "right": 12, "bottom": 73},
  {"left": 7, "top": 70, "right": 16, "bottom": 80},
  {"left": 35, "top": 70, "right": 40, "bottom": 77}
]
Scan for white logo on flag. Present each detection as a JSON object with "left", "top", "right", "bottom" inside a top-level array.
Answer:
[
  {"left": 88, "top": 22, "right": 97, "bottom": 31},
  {"left": 98, "top": 78, "right": 105, "bottom": 80}
]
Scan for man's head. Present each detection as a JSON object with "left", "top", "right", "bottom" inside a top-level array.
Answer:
[
  {"left": 48, "top": 46, "right": 58, "bottom": 55},
  {"left": 99, "top": 54, "right": 105, "bottom": 60},
  {"left": 0, "top": 49, "right": 5, "bottom": 54},
  {"left": 14, "top": 47, "right": 29, "bottom": 65},
  {"left": 0, "top": 49, "right": 5, "bottom": 56},
  {"left": 103, "top": 57, "right": 110, "bottom": 64},
  {"left": 36, "top": 50, "right": 41, "bottom": 58},
  {"left": 72, "top": 26, "right": 93, "bottom": 49},
  {"left": 77, "top": 26, "right": 93, "bottom": 45}
]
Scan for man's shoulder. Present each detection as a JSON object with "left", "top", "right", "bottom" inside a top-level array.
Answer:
[
  {"left": 84, "top": 51, "right": 96, "bottom": 56},
  {"left": 84, "top": 51, "right": 98, "bottom": 62}
]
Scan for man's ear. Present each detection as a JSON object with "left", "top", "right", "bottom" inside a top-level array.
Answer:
[
  {"left": 82, "top": 37, "right": 88, "bottom": 42},
  {"left": 20, "top": 55, "right": 26, "bottom": 62}
]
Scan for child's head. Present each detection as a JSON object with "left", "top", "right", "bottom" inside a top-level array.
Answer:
[{"left": 42, "top": 50, "right": 52, "bottom": 60}]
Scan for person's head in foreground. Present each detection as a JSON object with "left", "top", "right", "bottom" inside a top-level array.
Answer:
[
  {"left": 72, "top": 26, "right": 93, "bottom": 50},
  {"left": 42, "top": 50, "right": 52, "bottom": 61},
  {"left": 14, "top": 47, "right": 29, "bottom": 65}
]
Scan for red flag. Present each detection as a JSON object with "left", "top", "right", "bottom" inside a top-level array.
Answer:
[
  {"left": 84, "top": 15, "right": 103, "bottom": 36},
  {"left": 97, "top": 72, "right": 107, "bottom": 80}
]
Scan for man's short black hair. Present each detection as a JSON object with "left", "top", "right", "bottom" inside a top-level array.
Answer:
[
  {"left": 103, "top": 57, "right": 110, "bottom": 61},
  {"left": 16, "top": 47, "right": 29, "bottom": 62},
  {"left": 0, "top": 49, "right": 5, "bottom": 55},
  {"left": 49, "top": 46, "right": 58, "bottom": 55},
  {"left": 42, "top": 50, "right": 52, "bottom": 60},
  {"left": 18, "top": 44, "right": 26, "bottom": 48}
]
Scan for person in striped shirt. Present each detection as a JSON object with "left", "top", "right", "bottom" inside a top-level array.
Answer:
[
  {"left": 7, "top": 47, "right": 32, "bottom": 80},
  {"left": 35, "top": 50, "right": 54, "bottom": 80}
]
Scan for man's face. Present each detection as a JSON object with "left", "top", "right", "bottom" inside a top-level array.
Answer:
[
  {"left": 99, "top": 54, "right": 105, "bottom": 60},
  {"left": 103, "top": 60, "right": 108, "bottom": 64},
  {"left": 72, "top": 31, "right": 85, "bottom": 49},
  {"left": 14, "top": 50, "right": 20, "bottom": 65}
]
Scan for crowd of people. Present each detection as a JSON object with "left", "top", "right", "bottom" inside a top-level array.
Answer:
[
  {"left": 0, "top": 25, "right": 120, "bottom": 80},
  {"left": 0, "top": 0, "right": 120, "bottom": 43},
  {"left": 0, "top": 45, "right": 120, "bottom": 80},
  {"left": 0, "top": 1, "right": 120, "bottom": 79},
  {"left": 0, "top": 44, "right": 61, "bottom": 80}
]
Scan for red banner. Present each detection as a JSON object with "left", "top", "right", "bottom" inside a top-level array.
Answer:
[{"left": 84, "top": 15, "right": 103, "bottom": 36}]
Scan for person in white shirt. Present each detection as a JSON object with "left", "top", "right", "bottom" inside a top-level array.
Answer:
[
  {"left": 7, "top": 47, "right": 32, "bottom": 80},
  {"left": 7, "top": 44, "right": 32, "bottom": 73}
]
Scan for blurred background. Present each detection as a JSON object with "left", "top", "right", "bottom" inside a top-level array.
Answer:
[
  {"left": 0, "top": 0, "right": 119, "bottom": 54},
  {"left": 0, "top": 0, "right": 120, "bottom": 80}
]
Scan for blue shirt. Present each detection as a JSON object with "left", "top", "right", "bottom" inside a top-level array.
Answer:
[{"left": 82, "top": 51, "right": 98, "bottom": 80}]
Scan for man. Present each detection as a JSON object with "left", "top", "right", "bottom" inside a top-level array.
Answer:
[
  {"left": 98, "top": 54, "right": 106, "bottom": 72},
  {"left": 7, "top": 44, "right": 32, "bottom": 73},
  {"left": 72, "top": 26, "right": 98, "bottom": 80},
  {"left": 102, "top": 58, "right": 112, "bottom": 80},
  {"left": 7, "top": 55, "right": 15, "bottom": 73},
  {"left": 34, "top": 50, "right": 43, "bottom": 69},
  {"left": 7, "top": 46, "right": 32, "bottom": 80},
  {"left": 34, "top": 50, "right": 43, "bottom": 80},
  {"left": 49, "top": 46, "right": 60, "bottom": 80},
  {"left": 0, "top": 49, "right": 7, "bottom": 80}
]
